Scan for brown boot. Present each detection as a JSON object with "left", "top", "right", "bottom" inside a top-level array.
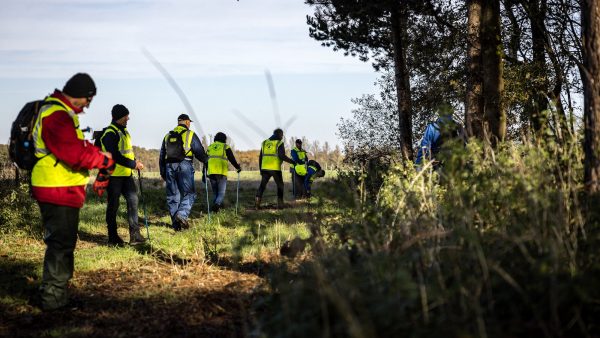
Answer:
[
  {"left": 277, "top": 198, "right": 284, "bottom": 209},
  {"left": 254, "top": 196, "right": 261, "bottom": 210},
  {"left": 129, "top": 229, "right": 147, "bottom": 245}
]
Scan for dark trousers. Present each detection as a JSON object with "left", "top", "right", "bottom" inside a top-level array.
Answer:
[
  {"left": 293, "top": 172, "right": 306, "bottom": 198},
  {"left": 106, "top": 176, "right": 139, "bottom": 238},
  {"left": 256, "top": 170, "right": 284, "bottom": 199},
  {"left": 38, "top": 202, "right": 80, "bottom": 310}
]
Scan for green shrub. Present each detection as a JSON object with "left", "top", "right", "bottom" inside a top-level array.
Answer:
[
  {"left": 256, "top": 140, "right": 600, "bottom": 337},
  {"left": 0, "top": 181, "right": 40, "bottom": 238}
]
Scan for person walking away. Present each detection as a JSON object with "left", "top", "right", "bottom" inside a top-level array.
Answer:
[
  {"left": 290, "top": 139, "right": 308, "bottom": 198},
  {"left": 30, "top": 73, "right": 115, "bottom": 311},
  {"left": 99, "top": 104, "right": 146, "bottom": 246},
  {"left": 303, "top": 160, "right": 326, "bottom": 198},
  {"left": 159, "top": 114, "right": 208, "bottom": 230},
  {"left": 414, "top": 104, "right": 464, "bottom": 171},
  {"left": 255, "top": 128, "right": 296, "bottom": 209},
  {"left": 206, "top": 132, "right": 241, "bottom": 212}
]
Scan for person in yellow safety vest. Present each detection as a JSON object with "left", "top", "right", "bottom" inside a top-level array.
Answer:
[
  {"left": 98, "top": 104, "right": 146, "bottom": 246},
  {"left": 30, "top": 73, "right": 116, "bottom": 311},
  {"left": 255, "top": 128, "right": 296, "bottom": 209},
  {"left": 206, "top": 132, "right": 242, "bottom": 212},
  {"left": 302, "top": 160, "right": 326, "bottom": 198},
  {"left": 290, "top": 139, "right": 308, "bottom": 198},
  {"left": 159, "top": 114, "right": 208, "bottom": 231}
]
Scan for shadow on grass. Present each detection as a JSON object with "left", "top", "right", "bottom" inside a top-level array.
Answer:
[
  {"left": 1, "top": 283, "right": 257, "bottom": 338},
  {"left": 0, "top": 256, "right": 40, "bottom": 319}
]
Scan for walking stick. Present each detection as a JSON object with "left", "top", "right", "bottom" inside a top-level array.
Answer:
[
  {"left": 236, "top": 171, "right": 240, "bottom": 215},
  {"left": 204, "top": 167, "right": 211, "bottom": 222},
  {"left": 137, "top": 169, "right": 151, "bottom": 240}
]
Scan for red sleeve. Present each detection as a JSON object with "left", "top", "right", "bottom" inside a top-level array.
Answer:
[{"left": 42, "top": 111, "right": 112, "bottom": 170}]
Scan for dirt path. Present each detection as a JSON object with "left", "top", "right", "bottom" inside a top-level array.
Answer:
[{"left": 1, "top": 249, "right": 267, "bottom": 337}]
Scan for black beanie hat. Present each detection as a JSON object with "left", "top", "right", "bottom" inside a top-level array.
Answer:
[
  {"left": 214, "top": 132, "right": 227, "bottom": 143},
  {"left": 111, "top": 104, "right": 129, "bottom": 120},
  {"left": 62, "top": 73, "right": 96, "bottom": 98}
]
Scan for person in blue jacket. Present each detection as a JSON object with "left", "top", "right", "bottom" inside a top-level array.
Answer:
[
  {"left": 414, "top": 105, "right": 463, "bottom": 170},
  {"left": 303, "top": 160, "right": 325, "bottom": 198},
  {"left": 159, "top": 114, "right": 208, "bottom": 231}
]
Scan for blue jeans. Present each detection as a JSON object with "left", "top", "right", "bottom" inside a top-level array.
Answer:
[
  {"left": 165, "top": 160, "right": 196, "bottom": 223},
  {"left": 209, "top": 174, "right": 228, "bottom": 206}
]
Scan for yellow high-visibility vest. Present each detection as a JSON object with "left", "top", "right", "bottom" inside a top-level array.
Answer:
[
  {"left": 163, "top": 125, "right": 195, "bottom": 159},
  {"left": 31, "top": 98, "right": 90, "bottom": 187},
  {"left": 291, "top": 147, "right": 307, "bottom": 168},
  {"left": 261, "top": 139, "right": 282, "bottom": 171},
  {"left": 207, "top": 141, "right": 230, "bottom": 175},
  {"left": 101, "top": 123, "right": 135, "bottom": 177}
]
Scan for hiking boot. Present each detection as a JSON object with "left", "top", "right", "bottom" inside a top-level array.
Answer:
[
  {"left": 176, "top": 215, "right": 190, "bottom": 229},
  {"left": 172, "top": 220, "right": 182, "bottom": 231},
  {"left": 129, "top": 231, "right": 147, "bottom": 245},
  {"left": 254, "top": 197, "right": 261, "bottom": 210},
  {"left": 277, "top": 198, "right": 285, "bottom": 209},
  {"left": 212, "top": 204, "right": 221, "bottom": 213},
  {"left": 107, "top": 235, "right": 125, "bottom": 247}
]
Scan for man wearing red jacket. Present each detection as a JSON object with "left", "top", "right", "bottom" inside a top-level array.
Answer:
[{"left": 30, "top": 73, "right": 115, "bottom": 311}]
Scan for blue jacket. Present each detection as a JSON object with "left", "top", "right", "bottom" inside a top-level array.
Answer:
[
  {"left": 159, "top": 126, "right": 207, "bottom": 178},
  {"left": 415, "top": 116, "right": 456, "bottom": 165},
  {"left": 304, "top": 166, "right": 318, "bottom": 193}
]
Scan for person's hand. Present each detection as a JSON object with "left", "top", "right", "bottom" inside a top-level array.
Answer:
[
  {"left": 135, "top": 160, "right": 144, "bottom": 170},
  {"left": 236, "top": 168, "right": 242, "bottom": 173},
  {"left": 100, "top": 151, "right": 112, "bottom": 159},
  {"left": 93, "top": 173, "right": 110, "bottom": 197}
]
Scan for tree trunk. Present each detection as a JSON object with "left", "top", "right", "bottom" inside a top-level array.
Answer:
[
  {"left": 583, "top": 0, "right": 600, "bottom": 193},
  {"left": 481, "top": 0, "right": 506, "bottom": 144},
  {"left": 390, "top": 5, "right": 414, "bottom": 161},
  {"left": 466, "top": 0, "right": 485, "bottom": 139},
  {"left": 528, "top": 0, "right": 550, "bottom": 135}
]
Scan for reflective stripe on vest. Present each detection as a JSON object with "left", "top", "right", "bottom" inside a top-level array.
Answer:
[
  {"left": 163, "top": 125, "right": 194, "bottom": 158},
  {"left": 291, "top": 147, "right": 307, "bottom": 168},
  {"left": 31, "top": 98, "right": 90, "bottom": 188},
  {"left": 101, "top": 123, "right": 135, "bottom": 177},
  {"left": 261, "top": 139, "right": 283, "bottom": 171},
  {"left": 207, "top": 141, "right": 229, "bottom": 175},
  {"left": 308, "top": 165, "right": 319, "bottom": 182}
]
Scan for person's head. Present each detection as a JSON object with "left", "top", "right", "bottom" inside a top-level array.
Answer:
[
  {"left": 273, "top": 128, "right": 284, "bottom": 140},
  {"left": 62, "top": 73, "right": 96, "bottom": 110},
  {"left": 315, "top": 169, "right": 325, "bottom": 178},
  {"left": 177, "top": 114, "right": 192, "bottom": 128},
  {"left": 436, "top": 103, "right": 455, "bottom": 122},
  {"left": 111, "top": 104, "right": 130, "bottom": 127},
  {"left": 214, "top": 132, "right": 227, "bottom": 143},
  {"left": 295, "top": 139, "right": 303, "bottom": 149}
]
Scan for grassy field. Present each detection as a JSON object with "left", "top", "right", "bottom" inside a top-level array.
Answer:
[
  {"left": 0, "top": 171, "right": 328, "bottom": 337},
  {"left": 2, "top": 141, "right": 600, "bottom": 337}
]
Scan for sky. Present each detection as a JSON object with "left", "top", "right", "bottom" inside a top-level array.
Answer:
[{"left": 0, "top": 0, "right": 378, "bottom": 150}]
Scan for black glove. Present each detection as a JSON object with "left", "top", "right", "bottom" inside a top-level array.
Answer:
[{"left": 236, "top": 168, "right": 242, "bottom": 173}]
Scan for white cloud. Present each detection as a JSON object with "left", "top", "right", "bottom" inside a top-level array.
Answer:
[{"left": 0, "top": 0, "right": 374, "bottom": 78}]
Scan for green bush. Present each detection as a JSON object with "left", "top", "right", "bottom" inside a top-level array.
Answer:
[
  {"left": 0, "top": 181, "right": 40, "bottom": 238},
  {"left": 256, "top": 140, "right": 600, "bottom": 337}
]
